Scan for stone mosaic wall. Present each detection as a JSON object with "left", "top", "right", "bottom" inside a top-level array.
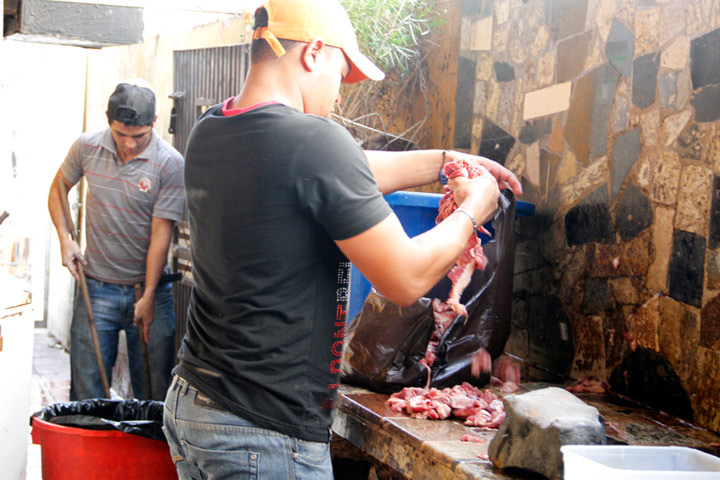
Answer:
[{"left": 453, "top": 0, "right": 720, "bottom": 433}]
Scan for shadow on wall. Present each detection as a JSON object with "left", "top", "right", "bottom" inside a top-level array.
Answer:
[{"left": 609, "top": 348, "right": 694, "bottom": 421}]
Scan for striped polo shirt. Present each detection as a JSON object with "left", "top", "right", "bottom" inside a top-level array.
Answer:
[{"left": 60, "top": 128, "right": 185, "bottom": 284}]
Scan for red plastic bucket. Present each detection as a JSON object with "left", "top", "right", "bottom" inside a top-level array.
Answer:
[{"left": 31, "top": 417, "right": 178, "bottom": 479}]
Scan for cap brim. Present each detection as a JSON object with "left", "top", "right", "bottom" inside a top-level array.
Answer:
[{"left": 342, "top": 48, "right": 385, "bottom": 84}]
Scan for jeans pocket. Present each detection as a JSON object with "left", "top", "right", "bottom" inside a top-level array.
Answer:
[
  {"left": 183, "top": 442, "right": 259, "bottom": 480},
  {"left": 293, "top": 438, "right": 331, "bottom": 468}
]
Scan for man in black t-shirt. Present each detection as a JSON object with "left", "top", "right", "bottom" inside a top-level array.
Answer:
[{"left": 163, "top": 0, "right": 522, "bottom": 478}]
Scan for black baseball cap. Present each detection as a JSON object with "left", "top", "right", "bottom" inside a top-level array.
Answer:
[{"left": 107, "top": 82, "right": 156, "bottom": 126}]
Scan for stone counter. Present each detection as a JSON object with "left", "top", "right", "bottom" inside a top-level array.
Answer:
[{"left": 331, "top": 383, "right": 720, "bottom": 480}]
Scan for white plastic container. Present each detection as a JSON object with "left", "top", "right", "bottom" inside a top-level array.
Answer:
[{"left": 561, "top": 445, "right": 720, "bottom": 479}]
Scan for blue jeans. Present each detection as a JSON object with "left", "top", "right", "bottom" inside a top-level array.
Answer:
[
  {"left": 163, "top": 375, "right": 333, "bottom": 480},
  {"left": 69, "top": 277, "right": 176, "bottom": 401}
]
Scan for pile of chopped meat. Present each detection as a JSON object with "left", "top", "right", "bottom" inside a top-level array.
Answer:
[{"left": 386, "top": 382, "right": 506, "bottom": 429}]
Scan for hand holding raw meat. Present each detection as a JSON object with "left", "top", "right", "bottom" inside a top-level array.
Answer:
[{"left": 436, "top": 159, "right": 500, "bottom": 317}]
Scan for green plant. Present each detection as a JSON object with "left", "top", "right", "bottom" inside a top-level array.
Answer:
[
  {"left": 337, "top": 0, "right": 442, "bottom": 147},
  {"left": 342, "top": 0, "right": 439, "bottom": 74}
]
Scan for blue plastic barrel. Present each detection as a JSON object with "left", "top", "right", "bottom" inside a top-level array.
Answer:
[{"left": 346, "top": 191, "right": 534, "bottom": 322}]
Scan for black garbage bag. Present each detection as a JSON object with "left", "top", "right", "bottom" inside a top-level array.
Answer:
[
  {"left": 31, "top": 398, "right": 166, "bottom": 441},
  {"left": 341, "top": 190, "right": 516, "bottom": 393}
]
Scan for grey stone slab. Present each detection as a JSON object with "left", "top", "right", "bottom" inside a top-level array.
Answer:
[
  {"left": 479, "top": 119, "right": 515, "bottom": 164},
  {"left": 591, "top": 64, "right": 620, "bottom": 160},
  {"left": 669, "top": 230, "right": 706, "bottom": 308},
  {"left": 488, "top": 387, "right": 606, "bottom": 480},
  {"left": 676, "top": 124, "right": 702, "bottom": 160},
  {"left": 565, "top": 186, "right": 615, "bottom": 246},
  {"left": 557, "top": 31, "right": 593, "bottom": 82},
  {"left": 691, "top": 83, "right": 720, "bottom": 122},
  {"left": 545, "top": 0, "right": 589, "bottom": 41},
  {"left": 454, "top": 56, "right": 476, "bottom": 150},
  {"left": 611, "top": 127, "right": 642, "bottom": 200},
  {"left": 659, "top": 72, "right": 678, "bottom": 108},
  {"left": 565, "top": 63, "right": 619, "bottom": 164},
  {"left": 519, "top": 117, "right": 552, "bottom": 145},
  {"left": 632, "top": 52, "right": 660, "bottom": 108},
  {"left": 494, "top": 61, "right": 515, "bottom": 82},
  {"left": 606, "top": 19, "right": 635, "bottom": 78},
  {"left": 709, "top": 176, "right": 720, "bottom": 250},
  {"left": 582, "top": 277, "right": 613, "bottom": 315},
  {"left": 690, "top": 27, "right": 720, "bottom": 90},
  {"left": 615, "top": 183, "right": 654, "bottom": 240},
  {"left": 462, "top": 0, "right": 492, "bottom": 16}
]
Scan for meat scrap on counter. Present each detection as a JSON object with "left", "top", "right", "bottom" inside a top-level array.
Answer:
[
  {"left": 565, "top": 375, "right": 610, "bottom": 394},
  {"left": 386, "top": 382, "right": 506, "bottom": 429}
]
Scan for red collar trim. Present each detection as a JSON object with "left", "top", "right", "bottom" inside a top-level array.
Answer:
[{"left": 221, "top": 97, "right": 281, "bottom": 116}]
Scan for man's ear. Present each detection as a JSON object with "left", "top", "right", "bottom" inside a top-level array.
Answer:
[{"left": 300, "top": 38, "right": 325, "bottom": 73}]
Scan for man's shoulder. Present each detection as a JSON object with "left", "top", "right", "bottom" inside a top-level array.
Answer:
[
  {"left": 153, "top": 135, "right": 185, "bottom": 166},
  {"left": 75, "top": 129, "right": 109, "bottom": 147}
]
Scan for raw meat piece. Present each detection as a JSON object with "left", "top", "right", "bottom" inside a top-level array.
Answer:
[
  {"left": 435, "top": 159, "right": 492, "bottom": 317},
  {"left": 386, "top": 382, "right": 506, "bottom": 429},
  {"left": 566, "top": 376, "right": 610, "bottom": 394},
  {"left": 460, "top": 433, "right": 487, "bottom": 443},
  {"left": 419, "top": 299, "right": 457, "bottom": 367}
]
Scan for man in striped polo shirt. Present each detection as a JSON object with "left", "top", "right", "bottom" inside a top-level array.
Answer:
[{"left": 48, "top": 80, "right": 185, "bottom": 401}]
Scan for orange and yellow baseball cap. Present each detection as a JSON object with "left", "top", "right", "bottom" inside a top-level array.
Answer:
[{"left": 253, "top": 0, "right": 385, "bottom": 84}]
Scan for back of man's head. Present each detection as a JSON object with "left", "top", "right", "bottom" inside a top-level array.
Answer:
[
  {"left": 107, "top": 79, "right": 156, "bottom": 126},
  {"left": 251, "top": 0, "right": 384, "bottom": 84}
]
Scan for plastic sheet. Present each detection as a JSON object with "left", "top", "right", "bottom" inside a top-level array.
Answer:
[
  {"left": 31, "top": 398, "right": 166, "bottom": 441},
  {"left": 341, "top": 190, "right": 517, "bottom": 392}
]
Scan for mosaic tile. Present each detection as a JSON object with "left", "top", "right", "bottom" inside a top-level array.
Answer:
[
  {"left": 690, "top": 27, "right": 720, "bottom": 89},
  {"left": 658, "top": 72, "right": 678, "bottom": 108},
  {"left": 565, "top": 186, "right": 615, "bottom": 246},
  {"left": 461, "top": 0, "right": 492, "bottom": 16},
  {"left": 709, "top": 175, "right": 720, "bottom": 249},
  {"left": 610, "top": 127, "right": 642, "bottom": 200},
  {"left": 700, "top": 294, "right": 720, "bottom": 350},
  {"left": 668, "top": 230, "right": 706, "bottom": 308},
  {"left": 557, "top": 31, "right": 592, "bottom": 82},
  {"left": 605, "top": 19, "right": 635, "bottom": 78},
  {"left": 526, "top": 294, "right": 575, "bottom": 374},
  {"left": 470, "top": 16, "right": 493, "bottom": 51},
  {"left": 523, "top": 82, "right": 572, "bottom": 120},
  {"left": 661, "top": 36, "right": 690, "bottom": 71},
  {"left": 691, "top": 83, "right": 720, "bottom": 122},
  {"left": 565, "top": 64, "right": 619, "bottom": 164},
  {"left": 676, "top": 124, "right": 702, "bottom": 160},
  {"left": 518, "top": 117, "right": 552, "bottom": 145},
  {"left": 493, "top": 61, "right": 515, "bottom": 82},
  {"left": 675, "top": 165, "right": 713, "bottom": 236},
  {"left": 544, "top": 0, "right": 589, "bottom": 41},
  {"left": 582, "top": 277, "right": 613, "bottom": 315},
  {"left": 615, "top": 183, "right": 653, "bottom": 240},
  {"left": 453, "top": 55, "right": 476, "bottom": 150},
  {"left": 478, "top": 119, "right": 515, "bottom": 164},
  {"left": 632, "top": 52, "right": 660, "bottom": 108}
]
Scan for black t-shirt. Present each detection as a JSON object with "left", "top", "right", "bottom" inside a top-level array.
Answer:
[{"left": 174, "top": 102, "right": 392, "bottom": 442}]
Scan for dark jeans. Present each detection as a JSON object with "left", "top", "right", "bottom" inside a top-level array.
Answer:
[{"left": 69, "top": 277, "right": 176, "bottom": 400}]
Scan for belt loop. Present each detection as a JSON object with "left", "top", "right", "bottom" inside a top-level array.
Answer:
[
  {"left": 178, "top": 377, "right": 188, "bottom": 396},
  {"left": 169, "top": 374, "right": 178, "bottom": 392}
]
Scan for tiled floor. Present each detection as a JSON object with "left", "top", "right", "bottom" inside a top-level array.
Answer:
[{"left": 27, "top": 328, "right": 71, "bottom": 480}]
